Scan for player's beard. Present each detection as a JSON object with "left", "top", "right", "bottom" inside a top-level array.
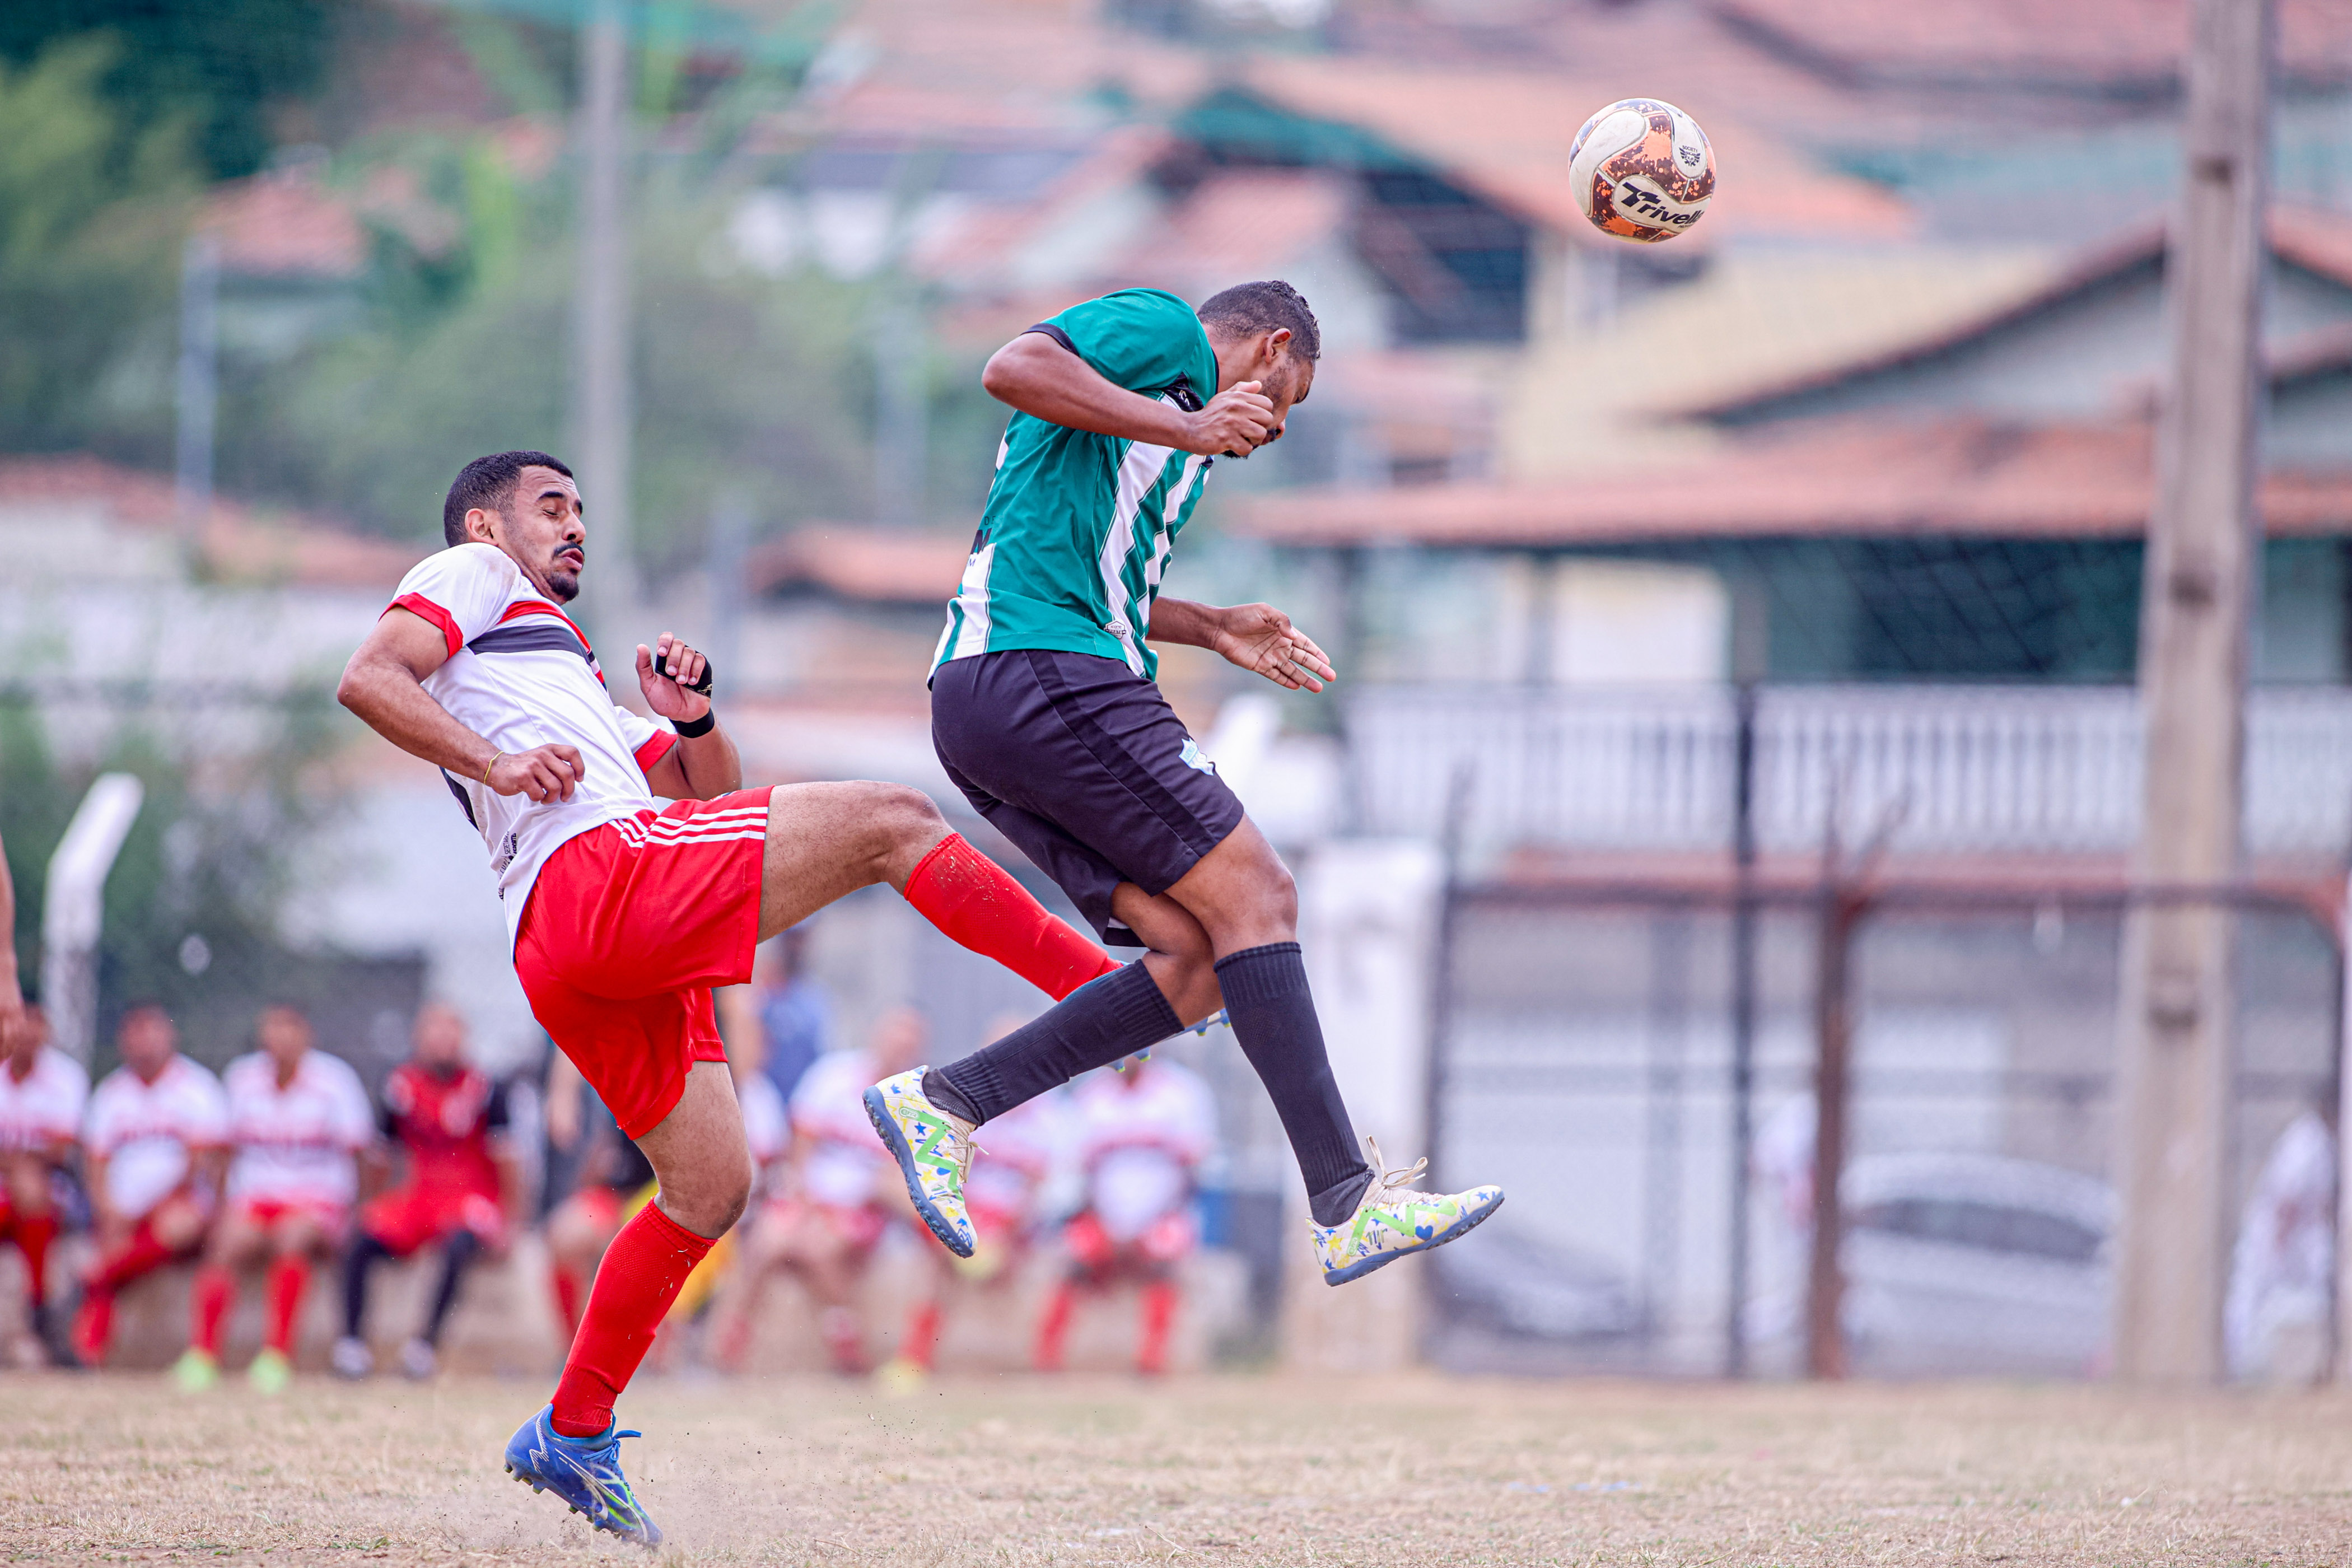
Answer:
[{"left": 544, "top": 547, "right": 583, "bottom": 603}]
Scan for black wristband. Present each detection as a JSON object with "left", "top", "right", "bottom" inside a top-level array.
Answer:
[{"left": 673, "top": 709, "right": 716, "bottom": 739}]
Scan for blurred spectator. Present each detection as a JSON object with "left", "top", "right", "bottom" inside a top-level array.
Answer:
[
  {"left": 880, "top": 1013, "right": 1065, "bottom": 1387},
  {"left": 334, "top": 1002, "right": 522, "bottom": 1381},
  {"left": 73, "top": 1005, "right": 228, "bottom": 1366},
  {"left": 1035, "top": 1054, "right": 1215, "bottom": 1378},
  {"left": 716, "top": 1007, "right": 925, "bottom": 1374},
  {"left": 541, "top": 1050, "right": 654, "bottom": 1342},
  {"left": 0, "top": 829, "right": 22, "bottom": 1055},
  {"left": 2225, "top": 1104, "right": 2337, "bottom": 1382},
  {"left": 178, "top": 1005, "right": 372, "bottom": 1393},
  {"left": 0, "top": 998, "right": 87, "bottom": 1366},
  {"left": 753, "top": 925, "right": 830, "bottom": 1104}
]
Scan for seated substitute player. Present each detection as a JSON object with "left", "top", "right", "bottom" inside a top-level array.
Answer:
[
  {"left": 177, "top": 1004, "right": 375, "bottom": 1393},
  {"left": 868, "top": 282, "right": 1501, "bottom": 1287},
  {"left": 334, "top": 1002, "right": 522, "bottom": 1381},
  {"left": 335, "top": 450, "right": 1131, "bottom": 1544},
  {"left": 1034, "top": 1053, "right": 1214, "bottom": 1378},
  {"left": 0, "top": 997, "right": 88, "bottom": 1365},
  {"left": 73, "top": 1004, "right": 230, "bottom": 1366},
  {"left": 713, "top": 1010, "right": 925, "bottom": 1375}
]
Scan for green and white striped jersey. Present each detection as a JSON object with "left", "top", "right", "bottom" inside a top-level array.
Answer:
[{"left": 932, "top": 288, "right": 1218, "bottom": 683}]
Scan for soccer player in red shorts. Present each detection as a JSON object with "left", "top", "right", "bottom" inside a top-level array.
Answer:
[
  {"left": 176, "top": 1004, "right": 374, "bottom": 1393},
  {"left": 0, "top": 998, "right": 87, "bottom": 1366},
  {"left": 335, "top": 450, "right": 1126, "bottom": 1545},
  {"left": 334, "top": 1001, "right": 521, "bottom": 1381},
  {"left": 74, "top": 1005, "right": 231, "bottom": 1366}
]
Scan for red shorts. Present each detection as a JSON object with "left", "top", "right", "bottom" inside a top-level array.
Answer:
[
  {"left": 363, "top": 1186, "right": 505, "bottom": 1255},
  {"left": 232, "top": 1195, "right": 349, "bottom": 1237},
  {"left": 1064, "top": 1208, "right": 1196, "bottom": 1275},
  {"left": 516, "top": 789, "right": 773, "bottom": 1138}
]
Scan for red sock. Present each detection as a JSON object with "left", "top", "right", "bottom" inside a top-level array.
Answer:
[
  {"left": 1033, "top": 1280, "right": 1077, "bottom": 1372},
  {"left": 903, "top": 834, "right": 1120, "bottom": 1001},
  {"left": 74, "top": 1292, "right": 115, "bottom": 1365},
  {"left": 265, "top": 1256, "right": 309, "bottom": 1355},
  {"left": 902, "top": 1300, "right": 942, "bottom": 1372},
  {"left": 1138, "top": 1280, "right": 1179, "bottom": 1376},
  {"left": 191, "top": 1264, "right": 235, "bottom": 1356},
  {"left": 13, "top": 1213, "right": 56, "bottom": 1306},
  {"left": 549, "top": 1263, "right": 584, "bottom": 1342},
  {"left": 550, "top": 1204, "right": 712, "bottom": 1438}
]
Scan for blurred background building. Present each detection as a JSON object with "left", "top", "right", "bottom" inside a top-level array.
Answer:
[{"left": 4, "top": 0, "right": 2351, "bottom": 1381}]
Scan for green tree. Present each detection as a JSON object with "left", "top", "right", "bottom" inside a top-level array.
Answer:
[{"left": 0, "top": 38, "right": 198, "bottom": 461}]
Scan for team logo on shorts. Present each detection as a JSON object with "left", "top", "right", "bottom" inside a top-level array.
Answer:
[{"left": 1179, "top": 739, "right": 1217, "bottom": 776}]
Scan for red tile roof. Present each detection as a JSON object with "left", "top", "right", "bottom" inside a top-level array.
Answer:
[
  {"left": 747, "top": 528, "right": 969, "bottom": 604},
  {"left": 1672, "top": 207, "right": 2352, "bottom": 421},
  {"left": 0, "top": 455, "right": 427, "bottom": 587},
  {"left": 1716, "top": 0, "right": 2352, "bottom": 90},
  {"left": 202, "top": 170, "right": 368, "bottom": 280},
  {"left": 1225, "top": 416, "right": 2352, "bottom": 547},
  {"left": 1239, "top": 54, "right": 1915, "bottom": 245}
]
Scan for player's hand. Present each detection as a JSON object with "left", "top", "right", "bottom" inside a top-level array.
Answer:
[
  {"left": 1207, "top": 603, "right": 1336, "bottom": 693},
  {"left": 1182, "top": 381, "right": 1278, "bottom": 458},
  {"left": 636, "top": 634, "right": 713, "bottom": 723},
  {"left": 487, "top": 744, "right": 585, "bottom": 803}
]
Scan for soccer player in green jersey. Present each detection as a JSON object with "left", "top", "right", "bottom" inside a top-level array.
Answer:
[{"left": 867, "top": 281, "right": 1502, "bottom": 1285}]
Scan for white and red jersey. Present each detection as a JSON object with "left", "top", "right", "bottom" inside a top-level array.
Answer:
[
  {"left": 789, "top": 1051, "right": 888, "bottom": 1208},
  {"left": 1073, "top": 1062, "right": 1215, "bottom": 1243},
  {"left": 0, "top": 1047, "right": 90, "bottom": 1155},
  {"left": 221, "top": 1050, "right": 376, "bottom": 1208},
  {"left": 388, "top": 543, "right": 687, "bottom": 944},
  {"left": 84, "top": 1055, "right": 230, "bottom": 1218},
  {"left": 738, "top": 1071, "right": 790, "bottom": 1169}
]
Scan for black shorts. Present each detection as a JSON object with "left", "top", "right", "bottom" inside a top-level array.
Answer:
[{"left": 931, "top": 648, "right": 1245, "bottom": 946}]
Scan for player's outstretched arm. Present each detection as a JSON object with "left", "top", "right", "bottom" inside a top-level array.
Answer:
[
  {"left": 634, "top": 632, "right": 741, "bottom": 801},
  {"left": 981, "top": 332, "right": 1277, "bottom": 458},
  {"left": 337, "top": 608, "right": 586, "bottom": 802},
  {"left": 1146, "top": 598, "right": 1336, "bottom": 693}
]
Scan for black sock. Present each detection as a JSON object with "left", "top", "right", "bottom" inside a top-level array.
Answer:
[
  {"left": 423, "top": 1230, "right": 480, "bottom": 1347},
  {"left": 928, "top": 960, "right": 1182, "bottom": 1124},
  {"left": 341, "top": 1233, "right": 390, "bottom": 1340},
  {"left": 1215, "top": 942, "right": 1373, "bottom": 1226}
]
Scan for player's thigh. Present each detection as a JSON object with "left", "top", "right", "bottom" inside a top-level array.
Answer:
[
  {"left": 270, "top": 1209, "right": 333, "bottom": 1258},
  {"left": 207, "top": 1210, "right": 267, "bottom": 1266},
  {"left": 755, "top": 781, "right": 946, "bottom": 940},
  {"left": 1160, "top": 815, "right": 1296, "bottom": 953}
]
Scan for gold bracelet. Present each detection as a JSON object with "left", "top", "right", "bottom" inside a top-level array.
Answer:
[{"left": 481, "top": 750, "right": 502, "bottom": 785}]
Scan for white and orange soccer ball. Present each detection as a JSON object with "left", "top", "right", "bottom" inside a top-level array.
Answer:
[{"left": 1569, "top": 98, "right": 1715, "bottom": 244}]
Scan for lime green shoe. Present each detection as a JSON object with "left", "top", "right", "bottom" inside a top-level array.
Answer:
[
  {"left": 863, "top": 1070, "right": 977, "bottom": 1258},
  {"left": 170, "top": 1347, "right": 220, "bottom": 1393},
  {"left": 1312, "top": 1138, "right": 1505, "bottom": 1286},
  {"left": 248, "top": 1347, "right": 292, "bottom": 1396}
]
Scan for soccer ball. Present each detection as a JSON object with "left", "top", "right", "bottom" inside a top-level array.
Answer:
[{"left": 1569, "top": 99, "right": 1715, "bottom": 244}]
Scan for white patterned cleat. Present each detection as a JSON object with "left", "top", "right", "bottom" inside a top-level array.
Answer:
[
  {"left": 1310, "top": 1137, "right": 1504, "bottom": 1287},
  {"left": 864, "top": 1068, "right": 977, "bottom": 1258}
]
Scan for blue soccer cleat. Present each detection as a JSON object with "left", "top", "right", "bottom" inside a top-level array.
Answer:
[{"left": 502, "top": 1404, "right": 662, "bottom": 1547}]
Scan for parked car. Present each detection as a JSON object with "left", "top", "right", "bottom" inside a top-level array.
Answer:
[{"left": 1840, "top": 1151, "right": 2114, "bottom": 1376}]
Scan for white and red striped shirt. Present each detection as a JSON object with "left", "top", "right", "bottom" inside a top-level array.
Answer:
[
  {"left": 388, "top": 544, "right": 682, "bottom": 944},
  {"left": 85, "top": 1055, "right": 230, "bottom": 1218},
  {"left": 222, "top": 1050, "right": 376, "bottom": 1207},
  {"left": 1074, "top": 1062, "right": 1215, "bottom": 1242}
]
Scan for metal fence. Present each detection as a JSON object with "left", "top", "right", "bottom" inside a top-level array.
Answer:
[
  {"left": 1421, "top": 884, "right": 2342, "bottom": 1381},
  {"left": 1351, "top": 684, "right": 2352, "bottom": 861}
]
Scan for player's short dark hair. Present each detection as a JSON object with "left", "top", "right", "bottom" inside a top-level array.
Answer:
[
  {"left": 1198, "top": 280, "right": 1321, "bottom": 362},
  {"left": 443, "top": 450, "right": 573, "bottom": 546}
]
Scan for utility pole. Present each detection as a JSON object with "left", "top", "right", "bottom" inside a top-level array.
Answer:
[
  {"left": 174, "top": 231, "right": 220, "bottom": 566},
  {"left": 572, "top": 0, "right": 634, "bottom": 640},
  {"left": 1723, "top": 576, "right": 1767, "bottom": 1378},
  {"left": 2113, "top": 0, "right": 2271, "bottom": 1384}
]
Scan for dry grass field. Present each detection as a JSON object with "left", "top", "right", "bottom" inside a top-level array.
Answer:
[{"left": 4, "top": 1371, "right": 2350, "bottom": 1566}]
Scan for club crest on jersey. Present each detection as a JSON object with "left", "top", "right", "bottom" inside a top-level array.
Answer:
[{"left": 1179, "top": 738, "right": 1217, "bottom": 776}]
